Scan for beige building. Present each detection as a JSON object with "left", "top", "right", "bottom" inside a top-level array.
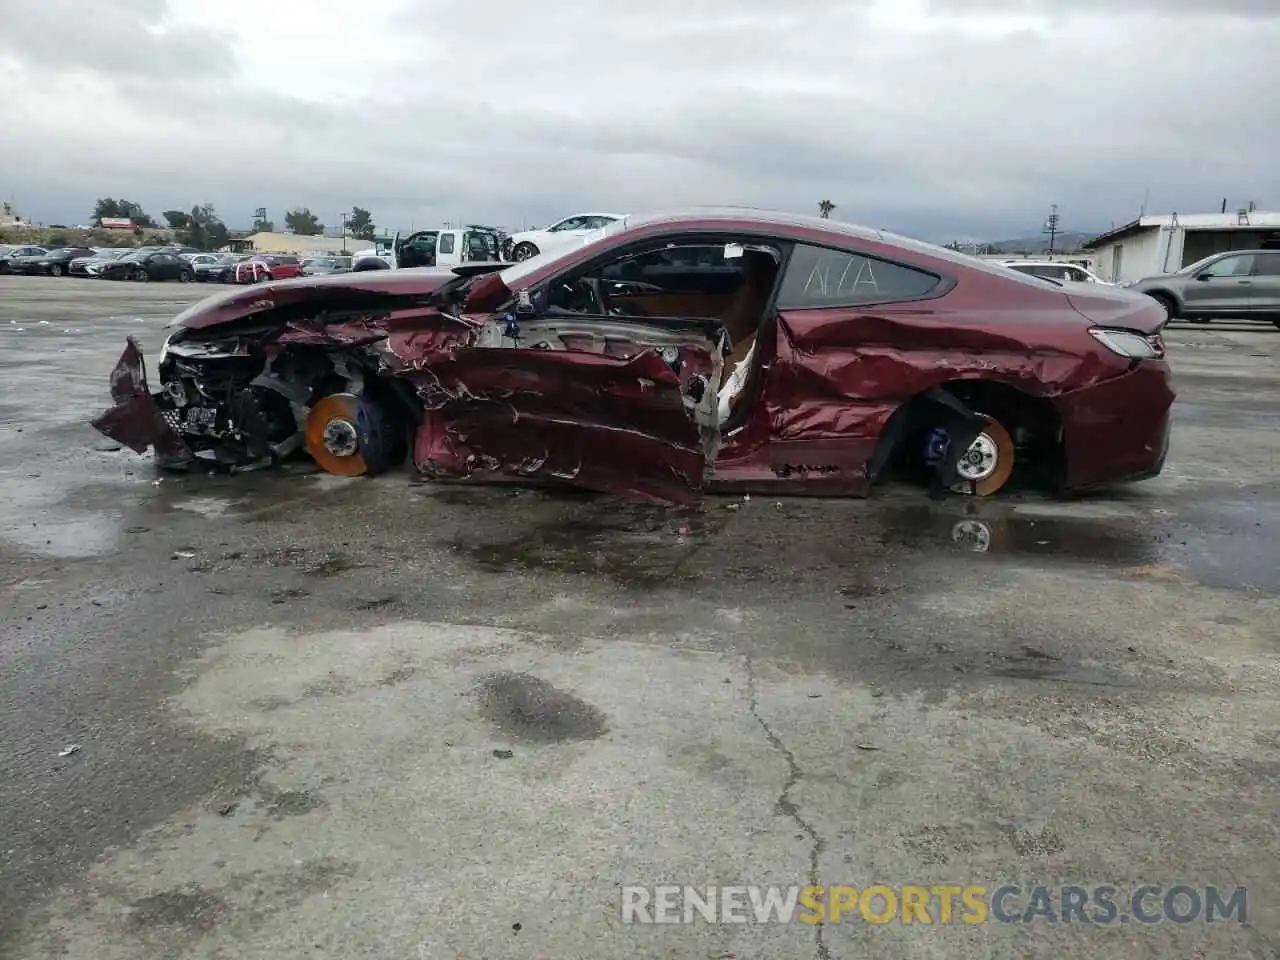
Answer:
[{"left": 229, "top": 232, "right": 360, "bottom": 256}]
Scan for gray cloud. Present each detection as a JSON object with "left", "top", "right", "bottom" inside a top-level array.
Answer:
[
  {"left": 926, "top": 0, "right": 1280, "bottom": 16},
  {"left": 0, "top": 0, "right": 235, "bottom": 79},
  {"left": 0, "top": 0, "right": 1275, "bottom": 242}
]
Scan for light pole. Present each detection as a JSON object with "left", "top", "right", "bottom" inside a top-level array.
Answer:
[
  {"left": 340, "top": 213, "right": 349, "bottom": 255},
  {"left": 1043, "top": 204, "right": 1060, "bottom": 259}
]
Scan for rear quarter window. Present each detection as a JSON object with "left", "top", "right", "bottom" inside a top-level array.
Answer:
[{"left": 778, "top": 243, "right": 942, "bottom": 308}]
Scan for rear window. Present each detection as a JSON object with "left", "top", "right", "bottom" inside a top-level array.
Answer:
[
  {"left": 439, "top": 233, "right": 456, "bottom": 255},
  {"left": 777, "top": 243, "right": 942, "bottom": 308}
]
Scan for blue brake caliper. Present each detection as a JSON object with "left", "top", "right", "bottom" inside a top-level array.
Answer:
[{"left": 923, "top": 427, "right": 951, "bottom": 466}]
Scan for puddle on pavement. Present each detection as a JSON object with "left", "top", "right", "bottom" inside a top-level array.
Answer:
[
  {"left": 448, "top": 499, "right": 716, "bottom": 588},
  {"left": 875, "top": 504, "right": 1162, "bottom": 565},
  {"left": 418, "top": 483, "right": 598, "bottom": 507}
]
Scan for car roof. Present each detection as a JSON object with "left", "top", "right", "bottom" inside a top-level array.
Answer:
[
  {"left": 1004, "top": 260, "right": 1087, "bottom": 267},
  {"left": 613, "top": 208, "right": 1049, "bottom": 282},
  {"left": 1194, "top": 248, "right": 1276, "bottom": 256}
]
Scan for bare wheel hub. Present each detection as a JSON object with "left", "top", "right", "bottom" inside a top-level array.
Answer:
[
  {"left": 955, "top": 433, "right": 999, "bottom": 481},
  {"left": 321, "top": 419, "right": 359, "bottom": 457}
]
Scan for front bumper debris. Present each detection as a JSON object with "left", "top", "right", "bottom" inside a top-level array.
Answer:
[{"left": 90, "top": 337, "right": 192, "bottom": 464}]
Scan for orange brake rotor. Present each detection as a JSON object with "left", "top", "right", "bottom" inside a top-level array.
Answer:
[
  {"left": 305, "top": 393, "right": 369, "bottom": 476},
  {"left": 970, "top": 416, "right": 1015, "bottom": 497}
]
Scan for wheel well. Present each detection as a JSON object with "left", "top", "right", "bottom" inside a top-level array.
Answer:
[
  {"left": 1143, "top": 289, "right": 1178, "bottom": 313},
  {"left": 871, "top": 379, "right": 1065, "bottom": 487}
]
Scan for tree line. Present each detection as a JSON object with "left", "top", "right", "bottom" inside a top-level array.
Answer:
[{"left": 90, "top": 199, "right": 379, "bottom": 249}]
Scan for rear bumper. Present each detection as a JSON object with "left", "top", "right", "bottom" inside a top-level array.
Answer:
[{"left": 1058, "top": 360, "right": 1174, "bottom": 490}]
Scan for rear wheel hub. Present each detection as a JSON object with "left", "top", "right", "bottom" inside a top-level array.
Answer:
[{"left": 955, "top": 433, "right": 999, "bottom": 481}]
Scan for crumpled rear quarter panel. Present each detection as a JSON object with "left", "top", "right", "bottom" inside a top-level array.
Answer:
[{"left": 769, "top": 306, "right": 1119, "bottom": 434}]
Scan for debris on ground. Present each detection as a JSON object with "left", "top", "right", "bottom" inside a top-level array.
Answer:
[
  {"left": 492, "top": 749, "right": 514, "bottom": 759},
  {"left": 57, "top": 744, "right": 81, "bottom": 758}
]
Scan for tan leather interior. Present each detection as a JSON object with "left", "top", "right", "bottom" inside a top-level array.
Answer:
[
  {"left": 720, "top": 251, "right": 779, "bottom": 345},
  {"left": 724, "top": 330, "right": 756, "bottom": 371}
]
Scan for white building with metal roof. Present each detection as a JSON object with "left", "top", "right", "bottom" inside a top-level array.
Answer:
[{"left": 1083, "top": 209, "right": 1280, "bottom": 283}]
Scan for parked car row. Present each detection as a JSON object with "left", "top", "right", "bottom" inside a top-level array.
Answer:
[{"left": 0, "top": 243, "right": 357, "bottom": 284}]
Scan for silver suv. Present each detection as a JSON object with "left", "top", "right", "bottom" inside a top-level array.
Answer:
[{"left": 1125, "top": 249, "right": 1280, "bottom": 327}]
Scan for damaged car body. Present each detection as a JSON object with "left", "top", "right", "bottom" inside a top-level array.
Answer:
[{"left": 92, "top": 209, "right": 1174, "bottom": 502}]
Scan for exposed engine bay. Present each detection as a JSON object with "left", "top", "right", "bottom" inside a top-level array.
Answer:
[{"left": 154, "top": 333, "right": 411, "bottom": 474}]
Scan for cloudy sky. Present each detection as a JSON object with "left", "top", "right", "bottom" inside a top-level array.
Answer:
[{"left": 0, "top": 0, "right": 1276, "bottom": 241}]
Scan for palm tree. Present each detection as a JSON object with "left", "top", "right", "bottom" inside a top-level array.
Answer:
[{"left": 817, "top": 200, "right": 836, "bottom": 219}]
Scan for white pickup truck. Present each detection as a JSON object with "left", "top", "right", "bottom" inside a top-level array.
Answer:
[{"left": 351, "top": 226, "right": 502, "bottom": 270}]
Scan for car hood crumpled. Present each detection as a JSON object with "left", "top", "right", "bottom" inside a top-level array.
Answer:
[{"left": 167, "top": 268, "right": 468, "bottom": 331}]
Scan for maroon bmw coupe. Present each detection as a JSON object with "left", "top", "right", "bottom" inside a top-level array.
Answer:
[{"left": 92, "top": 209, "right": 1173, "bottom": 503}]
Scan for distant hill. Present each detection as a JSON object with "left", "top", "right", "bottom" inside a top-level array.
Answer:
[{"left": 984, "top": 231, "right": 1099, "bottom": 254}]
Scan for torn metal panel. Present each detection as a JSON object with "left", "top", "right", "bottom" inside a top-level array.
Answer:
[
  {"left": 89, "top": 338, "right": 191, "bottom": 462},
  {"left": 394, "top": 316, "right": 722, "bottom": 503}
]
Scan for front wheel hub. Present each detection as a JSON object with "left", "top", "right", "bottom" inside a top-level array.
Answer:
[
  {"left": 305, "top": 393, "right": 369, "bottom": 476},
  {"left": 321, "top": 418, "right": 359, "bottom": 457}
]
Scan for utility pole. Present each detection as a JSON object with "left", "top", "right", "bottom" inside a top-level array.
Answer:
[{"left": 1043, "top": 204, "right": 1060, "bottom": 259}]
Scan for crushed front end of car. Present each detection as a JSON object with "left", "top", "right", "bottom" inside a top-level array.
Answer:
[{"left": 87, "top": 272, "right": 468, "bottom": 475}]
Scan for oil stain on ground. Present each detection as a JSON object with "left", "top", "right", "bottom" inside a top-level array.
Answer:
[
  {"left": 128, "top": 887, "right": 227, "bottom": 933},
  {"left": 475, "top": 672, "right": 608, "bottom": 744}
]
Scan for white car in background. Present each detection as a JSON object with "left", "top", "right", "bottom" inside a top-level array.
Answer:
[
  {"left": 505, "top": 212, "right": 627, "bottom": 262},
  {"left": 1002, "top": 260, "right": 1114, "bottom": 285}
]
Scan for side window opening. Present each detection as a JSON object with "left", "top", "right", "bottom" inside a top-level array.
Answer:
[
  {"left": 548, "top": 239, "right": 781, "bottom": 345},
  {"left": 537, "top": 237, "right": 785, "bottom": 434},
  {"left": 776, "top": 244, "right": 941, "bottom": 308}
]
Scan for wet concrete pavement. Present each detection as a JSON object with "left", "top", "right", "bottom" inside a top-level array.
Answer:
[{"left": 2, "top": 276, "right": 1279, "bottom": 959}]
